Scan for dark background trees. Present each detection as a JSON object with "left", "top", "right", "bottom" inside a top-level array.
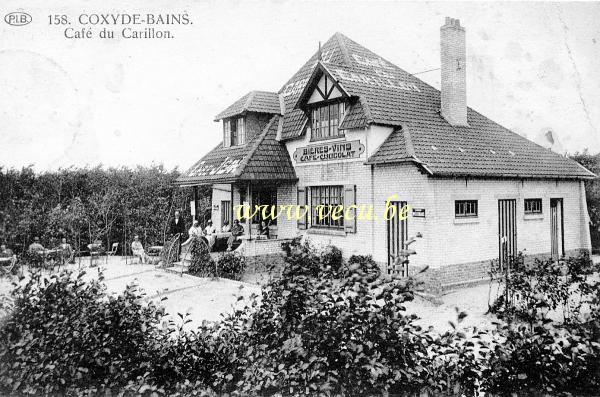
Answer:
[
  {"left": 570, "top": 151, "right": 600, "bottom": 252},
  {"left": 0, "top": 165, "right": 210, "bottom": 254}
]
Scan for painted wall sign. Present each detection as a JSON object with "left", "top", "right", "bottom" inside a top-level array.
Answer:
[
  {"left": 187, "top": 156, "right": 242, "bottom": 177},
  {"left": 212, "top": 204, "right": 220, "bottom": 211},
  {"left": 293, "top": 140, "right": 365, "bottom": 163},
  {"left": 412, "top": 208, "right": 426, "bottom": 218}
]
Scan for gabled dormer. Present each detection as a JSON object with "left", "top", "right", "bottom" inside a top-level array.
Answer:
[
  {"left": 295, "top": 62, "right": 350, "bottom": 141},
  {"left": 215, "top": 91, "right": 281, "bottom": 148}
]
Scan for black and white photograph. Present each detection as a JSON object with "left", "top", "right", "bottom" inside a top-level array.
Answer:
[{"left": 1, "top": 1, "right": 600, "bottom": 396}]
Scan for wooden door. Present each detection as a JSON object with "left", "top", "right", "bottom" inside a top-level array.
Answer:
[
  {"left": 387, "top": 201, "right": 408, "bottom": 276},
  {"left": 498, "top": 199, "right": 517, "bottom": 270}
]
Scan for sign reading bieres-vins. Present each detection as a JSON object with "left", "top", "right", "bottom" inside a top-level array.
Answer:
[{"left": 293, "top": 140, "right": 365, "bottom": 163}]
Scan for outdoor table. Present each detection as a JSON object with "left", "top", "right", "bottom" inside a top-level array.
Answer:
[{"left": 147, "top": 246, "right": 163, "bottom": 256}]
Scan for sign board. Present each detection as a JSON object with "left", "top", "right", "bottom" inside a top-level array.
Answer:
[
  {"left": 412, "top": 208, "right": 426, "bottom": 218},
  {"left": 212, "top": 204, "right": 219, "bottom": 211},
  {"left": 293, "top": 140, "right": 365, "bottom": 164}
]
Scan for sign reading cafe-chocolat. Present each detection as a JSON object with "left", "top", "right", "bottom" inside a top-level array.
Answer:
[{"left": 293, "top": 140, "right": 365, "bottom": 164}]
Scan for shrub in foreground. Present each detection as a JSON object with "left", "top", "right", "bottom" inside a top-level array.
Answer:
[
  {"left": 1, "top": 250, "right": 599, "bottom": 396},
  {"left": 0, "top": 270, "right": 167, "bottom": 395}
]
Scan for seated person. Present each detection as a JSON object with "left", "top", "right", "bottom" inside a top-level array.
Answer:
[
  {"left": 131, "top": 235, "right": 148, "bottom": 264},
  {"left": 58, "top": 238, "right": 74, "bottom": 263},
  {"left": 221, "top": 219, "right": 231, "bottom": 233},
  {"left": 0, "top": 244, "right": 17, "bottom": 271},
  {"left": 0, "top": 244, "right": 15, "bottom": 261},
  {"left": 258, "top": 220, "right": 270, "bottom": 239},
  {"left": 227, "top": 220, "right": 245, "bottom": 251},
  {"left": 182, "top": 220, "right": 203, "bottom": 247},
  {"left": 28, "top": 237, "right": 45, "bottom": 254},
  {"left": 204, "top": 220, "right": 217, "bottom": 250}
]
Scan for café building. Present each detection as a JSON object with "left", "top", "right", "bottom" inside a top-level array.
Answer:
[{"left": 176, "top": 18, "right": 594, "bottom": 289}]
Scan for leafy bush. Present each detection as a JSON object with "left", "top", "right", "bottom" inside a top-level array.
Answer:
[
  {"left": 346, "top": 254, "right": 381, "bottom": 282},
  {"left": 1, "top": 248, "right": 599, "bottom": 396},
  {"left": 215, "top": 251, "right": 246, "bottom": 280},
  {"left": 0, "top": 269, "right": 167, "bottom": 396},
  {"left": 320, "top": 244, "right": 343, "bottom": 274},
  {"left": 188, "top": 237, "right": 216, "bottom": 277},
  {"left": 482, "top": 321, "right": 600, "bottom": 395},
  {"left": 490, "top": 252, "right": 600, "bottom": 325}
]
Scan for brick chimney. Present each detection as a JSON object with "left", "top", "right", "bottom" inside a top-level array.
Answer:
[{"left": 440, "top": 17, "right": 468, "bottom": 127}]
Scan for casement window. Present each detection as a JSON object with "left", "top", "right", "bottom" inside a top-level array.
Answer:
[
  {"left": 310, "top": 101, "right": 346, "bottom": 141},
  {"left": 223, "top": 117, "right": 246, "bottom": 147},
  {"left": 524, "top": 198, "right": 542, "bottom": 214},
  {"left": 455, "top": 200, "right": 478, "bottom": 218},
  {"left": 310, "top": 185, "right": 344, "bottom": 229},
  {"left": 297, "top": 185, "right": 357, "bottom": 233}
]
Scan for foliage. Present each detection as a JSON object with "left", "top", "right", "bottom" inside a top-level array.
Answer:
[
  {"left": 482, "top": 321, "right": 600, "bottom": 396},
  {"left": 0, "top": 165, "right": 210, "bottom": 255},
  {"left": 188, "top": 237, "right": 216, "bottom": 277},
  {"left": 1, "top": 249, "right": 599, "bottom": 396},
  {"left": 346, "top": 254, "right": 381, "bottom": 282},
  {"left": 0, "top": 269, "right": 167, "bottom": 396},
  {"left": 215, "top": 251, "right": 246, "bottom": 281},
  {"left": 490, "top": 252, "right": 600, "bottom": 325},
  {"left": 570, "top": 151, "right": 600, "bottom": 251},
  {"left": 320, "top": 244, "right": 343, "bottom": 274}
]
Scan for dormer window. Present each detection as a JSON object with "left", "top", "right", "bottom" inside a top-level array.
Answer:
[
  {"left": 310, "top": 101, "right": 346, "bottom": 141},
  {"left": 223, "top": 117, "right": 246, "bottom": 147}
]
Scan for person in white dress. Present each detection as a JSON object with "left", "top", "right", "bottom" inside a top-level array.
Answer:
[
  {"left": 204, "top": 220, "right": 217, "bottom": 250},
  {"left": 182, "top": 220, "right": 203, "bottom": 247},
  {"left": 131, "top": 235, "right": 148, "bottom": 264}
]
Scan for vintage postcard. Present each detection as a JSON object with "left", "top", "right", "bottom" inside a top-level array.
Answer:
[{"left": 1, "top": 1, "right": 599, "bottom": 396}]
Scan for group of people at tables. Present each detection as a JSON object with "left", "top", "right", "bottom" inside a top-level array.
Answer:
[
  {"left": 28, "top": 237, "right": 75, "bottom": 264},
  {"left": 0, "top": 237, "right": 75, "bottom": 271},
  {"left": 129, "top": 210, "right": 262, "bottom": 264}
]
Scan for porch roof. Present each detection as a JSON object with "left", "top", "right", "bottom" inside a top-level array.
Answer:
[{"left": 175, "top": 115, "right": 297, "bottom": 186}]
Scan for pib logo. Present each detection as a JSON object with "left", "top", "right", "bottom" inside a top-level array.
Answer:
[{"left": 4, "top": 12, "right": 32, "bottom": 26}]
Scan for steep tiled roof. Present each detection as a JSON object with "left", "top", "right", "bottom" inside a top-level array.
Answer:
[
  {"left": 214, "top": 91, "right": 281, "bottom": 121},
  {"left": 278, "top": 32, "right": 594, "bottom": 179},
  {"left": 340, "top": 98, "right": 369, "bottom": 130},
  {"left": 175, "top": 116, "right": 297, "bottom": 185}
]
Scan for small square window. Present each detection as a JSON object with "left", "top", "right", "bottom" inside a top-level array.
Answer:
[
  {"left": 455, "top": 200, "right": 478, "bottom": 218},
  {"left": 524, "top": 198, "right": 542, "bottom": 214}
]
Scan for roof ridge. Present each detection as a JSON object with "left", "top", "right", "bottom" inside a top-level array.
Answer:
[
  {"left": 233, "top": 115, "right": 280, "bottom": 178},
  {"left": 244, "top": 91, "right": 257, "bottom": 111},
  {"left": 334, "top": 32, "right": 352, "bottom": 66},
  {"left": 402, "top": 124, "right": 416, "bottom": 159},
  {"left": 358, "top": 96, "right": 374, "bottom": 123}
]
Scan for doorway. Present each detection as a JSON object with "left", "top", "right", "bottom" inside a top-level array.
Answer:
[
  {"left": 550, "top": 198, "right": 564, "bottom": 259},
  {"left": 498, "top": 199, "right": 517, "bottom": 270},
  {"left": 386, "top": 201, "right": 408, "bottom": 276}
]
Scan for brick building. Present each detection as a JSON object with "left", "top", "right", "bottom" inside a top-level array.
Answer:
[{"left": 176, "top": 18, "right": 595, "bottom": 288}]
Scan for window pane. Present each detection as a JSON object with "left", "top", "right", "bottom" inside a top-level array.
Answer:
[
  {"left": 223, "top": 120, "right": 231, "bottom": 147},
  {"left": 309, "top": 185, "right": 344, "bottom": 228},
  {"left": 237, "top": 118, "right": 245, "bottom": 144},
  {"left": 455, "top": 200, "right": 477, "bottom": 217}
]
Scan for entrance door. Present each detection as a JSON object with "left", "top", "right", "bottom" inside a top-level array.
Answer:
[
  {"left": 550, "top": 198, "right": 564, "bottom": 259},
  {"left": 387, "top": 201, "right": 408, "bottom": 276},
  {"left": 498, "top": 199, "right": 517, "bottom": 270},
  {"left": 221, "top": 200, "right": 231, "bottom": 227}
]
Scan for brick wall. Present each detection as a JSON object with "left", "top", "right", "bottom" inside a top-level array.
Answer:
[{"left": 440, "top": 17, "right": 467, "bottom": 127}]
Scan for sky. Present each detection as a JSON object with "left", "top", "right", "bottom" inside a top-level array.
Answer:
[{"left": 1, "top": 0, "right": 599, "bottom": 172}]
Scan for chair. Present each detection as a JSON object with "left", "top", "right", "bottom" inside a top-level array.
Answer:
[
  {"left": 106, "top": 243, "right": 119, "bottom": 262},
  {"left": 87, "top": 242, "right": 104, "bottom": 267}
]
